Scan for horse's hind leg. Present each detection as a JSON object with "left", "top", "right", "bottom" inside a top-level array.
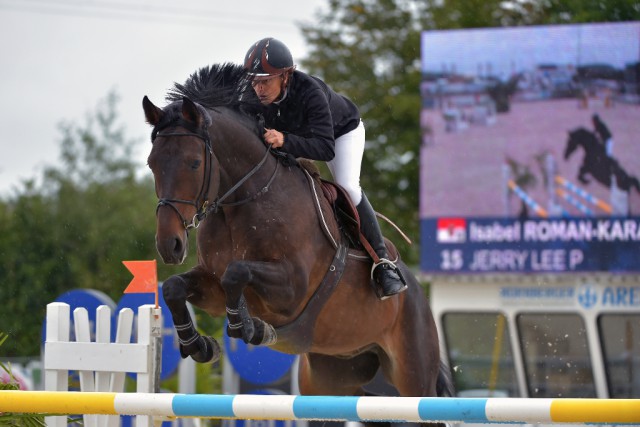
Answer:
[
  {"left": 299, "top": 353, "right": 392, "bottom": 427},
  {"left": 380, "top": 289, "right": 442, "bottom": 397},
  {"left": 163, "top": 267, "right": 225, "bottom": 363},
  {"left": 298, "top": 352, "right": 380, "bottom": 396},
  {"left": 377, "top": 287, "right": 450, "bottom": 427},
  {"left": 631, "top": 176, "right": 640, "bottom": 194},
  {"left": 578, "top": 165, "right": 591, "bottom": 184}
]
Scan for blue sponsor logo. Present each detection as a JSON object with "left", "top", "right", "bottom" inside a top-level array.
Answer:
[
  {"left": 577, "top": 285, "right": 598, "bottom": 309},
  {"left": 576, "top": 284, "right": 640, "bottom": 309}
]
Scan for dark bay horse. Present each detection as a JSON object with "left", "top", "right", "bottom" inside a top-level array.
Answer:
[
  {"left": 142, "top": 63, "right": 453, "bottom": 405},
  {"left": 564, "top": 127, "right": 640, "bottom": 193}
]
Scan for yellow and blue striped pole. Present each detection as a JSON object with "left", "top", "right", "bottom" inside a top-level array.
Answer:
[{"left": 1, "top": 392, "right": 640, "bottom": 424}]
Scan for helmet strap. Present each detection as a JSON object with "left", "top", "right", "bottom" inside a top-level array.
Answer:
[{"left": 276, "top": 70, "right": 294, "bottom": 102}]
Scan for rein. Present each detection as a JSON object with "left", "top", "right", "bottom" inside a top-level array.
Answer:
[{"left": 153, "top": 130, "right": 279, "bottom": 230}]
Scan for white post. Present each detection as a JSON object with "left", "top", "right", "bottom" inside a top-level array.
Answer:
[
  {"left": 74, "top": 307, "right": 98, "bottom": 427},
  {"left": 545, "top": 154, "right": 563, "bottom": 217},
  {"left": 44, "top": 303, "right": 70, "bottom": 427},
  {"left": 134, "top": 305, "right": 163, "bottom": 427},
  {"left": 95, "top": 305, "right": 120, "bottom": 427},
  {"left": 111, "top": 308, "right": 134, "bottom": 394}
]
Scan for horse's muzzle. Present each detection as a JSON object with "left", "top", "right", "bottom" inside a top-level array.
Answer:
[{"left": 156, "top": 233, "right": 188, "bottom": 265}]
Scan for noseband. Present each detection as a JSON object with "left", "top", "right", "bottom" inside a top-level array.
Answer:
[{"left": 153, "top": 129, "right": 279, "bottom": 231}]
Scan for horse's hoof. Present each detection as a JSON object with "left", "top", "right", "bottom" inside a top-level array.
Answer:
[
  {"left": 191, "top": 336, "right": 221, "bottom": 364},
  {"left": 261, "top": 323, "right": 277, "bottom": 346},
  {"left": 248, "top": 319, "right": 277, "bottom": 346}
]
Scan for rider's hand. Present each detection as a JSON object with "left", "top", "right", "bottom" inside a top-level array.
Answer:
[{"left": 264, "top": 128, "right": 284, "bottom": 148}]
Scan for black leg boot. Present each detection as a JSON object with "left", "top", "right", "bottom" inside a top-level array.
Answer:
[{"left": 356, "top": 193, "right": 407, "bottom": 300}]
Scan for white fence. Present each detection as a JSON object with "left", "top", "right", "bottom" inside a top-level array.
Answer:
[{"left": 44, "top": 302, "right": 162, "bottom": 427}]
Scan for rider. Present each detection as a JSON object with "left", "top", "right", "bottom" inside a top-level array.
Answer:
[
  {"left": 243, "top": 37, "right": 407, "bottom": 300},
  {"left": 592, "top": 114, "right": 613, "bottom": 157}
]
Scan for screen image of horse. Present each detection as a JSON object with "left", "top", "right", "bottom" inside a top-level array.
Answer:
[{"left": 419, "top": 22, "right": 640, "bottom": 220}]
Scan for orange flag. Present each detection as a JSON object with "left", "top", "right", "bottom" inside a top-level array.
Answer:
[{"left": 123, "top": 260, "right": 158, "bottom": 307}]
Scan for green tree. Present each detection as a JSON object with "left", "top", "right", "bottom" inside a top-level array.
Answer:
[
  {"left": 541, "top": 0, "right": 640, "bottom": 23},
  {"left": 300, "top": 0, "right": 639, "bottom": 265}
]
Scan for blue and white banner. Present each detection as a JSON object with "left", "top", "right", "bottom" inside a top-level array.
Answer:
[{"left": 421, "top": 217, "right": 640, "bottom": 273}]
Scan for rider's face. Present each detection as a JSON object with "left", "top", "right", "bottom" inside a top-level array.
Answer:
[{"left": 251, "top": 75, "right": 283, "bottom": 105}]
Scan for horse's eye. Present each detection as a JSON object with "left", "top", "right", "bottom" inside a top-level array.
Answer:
[{"left": 190, "top": 160, "right": 202, "bottom": 170}]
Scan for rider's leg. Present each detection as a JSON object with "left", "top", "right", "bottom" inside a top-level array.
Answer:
[
  {"left": 326, "top": 121, "right": 366, "bottom": 205},
  {"left": 356, "top": 191, "right": 407, "bottom": 299},
  {"left": 327, "top": 121, "right": 406, "bottom": 300}
]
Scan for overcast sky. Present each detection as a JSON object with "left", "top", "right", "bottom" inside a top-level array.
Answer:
[{"left": 0, "top": 0, "right": 324, "bottom": 196}]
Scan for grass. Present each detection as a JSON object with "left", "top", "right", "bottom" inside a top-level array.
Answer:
[{"left": 0, "top": 333, "right": 45, "bottom": 427}]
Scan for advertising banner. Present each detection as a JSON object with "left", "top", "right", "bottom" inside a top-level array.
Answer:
[{"left": 422, "top": 217, "right": 640, "bottom": 273}]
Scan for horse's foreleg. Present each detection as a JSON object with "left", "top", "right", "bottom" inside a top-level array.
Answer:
[
  {"left": 221, "top": 259, "right": 297, "bottom": 346},
  {"left": 163, "top": 270, "right": 224, "bottom": 363},
  {"left": 578, "top": 165, "right": 591, "bottom": 184}
]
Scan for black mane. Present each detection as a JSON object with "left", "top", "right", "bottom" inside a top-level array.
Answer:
[{"left": 166, "top": 62, "right": 259, "bottom": 112}]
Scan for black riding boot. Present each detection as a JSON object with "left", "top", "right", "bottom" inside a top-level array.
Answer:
[{"left": 356, "top": 193, "right": 407, "bottom": 300}]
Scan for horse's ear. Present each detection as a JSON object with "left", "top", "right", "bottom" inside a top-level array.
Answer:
[
  {"left": 143, "top": 96, "right": 164, "bottom": 126},
  {"left": 181, "top": 97, "right": 209, "bottom": 128}
]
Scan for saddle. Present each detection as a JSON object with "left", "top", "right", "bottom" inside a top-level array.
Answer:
[
  {"left": 318, "top": 178, "right": 400, "bottom": 262},
  {"left": 270, "top": 156, "right": 400, "bottom": 259}
]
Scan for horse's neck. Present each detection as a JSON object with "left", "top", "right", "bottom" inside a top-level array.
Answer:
[
  {"left": 210, "top": 115, "right": 276, "bottom": 194},
  {"left": 585, "top": 136, "right": 606, "bottom": 156}
]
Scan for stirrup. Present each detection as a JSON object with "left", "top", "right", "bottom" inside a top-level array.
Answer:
[
  {"left": 371, "top": 258, "right": 408, "bottom": 300},
  {"left": 370, "top": 258, "right": 397, "bottom": 279}
]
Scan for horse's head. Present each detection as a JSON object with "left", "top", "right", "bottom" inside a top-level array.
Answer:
[
  {"left": 564, "top": 129, "right": 579, "bottom": 160},
  {"left": 143, "top": 95, "right": 218, "bottom": 264}
]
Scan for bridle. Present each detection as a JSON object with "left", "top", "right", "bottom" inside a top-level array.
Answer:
[{"left": 153, "top": 129, "right": 279, "bottom": 231}]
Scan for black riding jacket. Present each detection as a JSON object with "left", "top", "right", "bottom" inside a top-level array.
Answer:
[
  {"left": 259, "top": 71, "right": 360, "bottom": 161},
  {"left": 593, "top": 116, "right": 612, "bottom": 141}
]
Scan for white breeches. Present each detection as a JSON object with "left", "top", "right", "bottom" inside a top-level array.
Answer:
[
  {"left": 606, "top": 138, "right": 614, "bottom": 156},
  {"left": 327, "top": 120, "right": 365, "bottom": 205}
]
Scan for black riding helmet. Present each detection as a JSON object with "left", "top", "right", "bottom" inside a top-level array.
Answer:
[{"left": 244, "top": 38, "right": 295, "bottom": 79}]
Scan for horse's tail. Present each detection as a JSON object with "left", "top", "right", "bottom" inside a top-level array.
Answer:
[{"left": 436, "top": 361, "right": 456, "bottom": 397}]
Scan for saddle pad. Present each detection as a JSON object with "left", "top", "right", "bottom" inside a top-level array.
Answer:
[{"left": 318, "top": 178, "right": 399, "bottom": 261}]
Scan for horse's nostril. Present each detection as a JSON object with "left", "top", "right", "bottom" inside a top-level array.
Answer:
[
  {"left": 155, "top": 233, "right": 187, "bottom": 265},
  {"left": 173, "top": 237, "right": 183, "bottom": 257}
]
